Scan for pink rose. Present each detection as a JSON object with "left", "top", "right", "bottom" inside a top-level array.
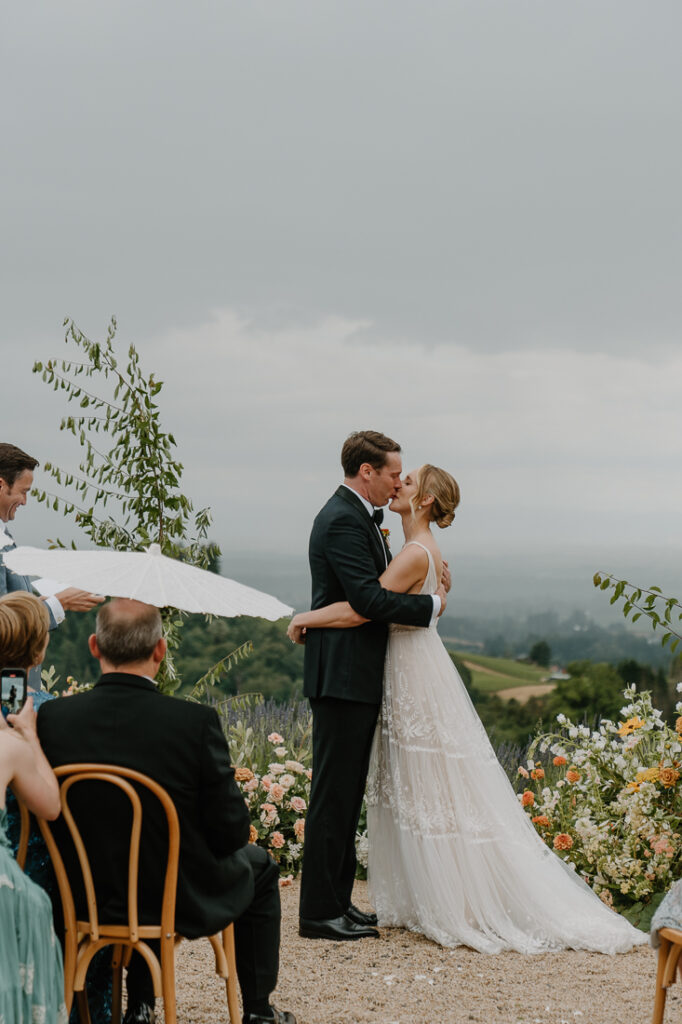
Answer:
[
  {"left": 261, "top": 776, "right": 272, "bottom": 789},
  {"left": 244, "top": 778, "right": 259, "bottom": 793},
  {"left": 268, "top": 733, "right": 284, "bottom": 744},
  {"left": 270, "top": 831, "right": 285, "bottom": 849},
  {"left": 260, "top": 803, "right": 279, "bottom": 826},
  {"left": 305, "top": 769, "right": 312, "bottom": 781},
  {"left": 294, "top": 818, "right": 305, "bottom": 841},
  {"left": 269, "top": 784, "right": 285, "bottom": 804},
  {"left": 279, "top": 774, "right": 296, "bottom": 790},
  {"left": 290, "top": 796, "right": 307, "bottom": 813}
]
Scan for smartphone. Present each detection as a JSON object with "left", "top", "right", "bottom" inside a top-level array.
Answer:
[{"left": 1, "top": 668, "right": 27, "bottom": 717}]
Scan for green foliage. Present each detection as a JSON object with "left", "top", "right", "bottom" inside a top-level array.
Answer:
[
  {"left": 529, "top": 639, "right": 551, "bottom": 668},
  {"left": 32, "top": 317, "right": 232, "bottom": 694},
  {"left": 593, "top": 572, "right": 682, "bottom": 654},
  {"left": 544, "top": 661, "right": 625, "bottom": 723}
]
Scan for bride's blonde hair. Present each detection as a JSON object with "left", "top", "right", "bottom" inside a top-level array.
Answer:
[{"left": 411, "top": 464, "right": 460, "bottom": 529}]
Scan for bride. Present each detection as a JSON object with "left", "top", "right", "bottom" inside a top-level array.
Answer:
[{"left": 288, "top": 465, "right": 646, "bottom": 954}]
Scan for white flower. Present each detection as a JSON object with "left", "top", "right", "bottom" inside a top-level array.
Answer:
[
  {"left": 676, "top": 682, "right": 682, "bottom": 694},
  {"left": 268, "top": 763, "right": 286, "bottom": 776},
  {"left": 274, "top": 746, "right": 287, "bottom": 757},
  {"left": 556, "top": 714, "right": 567, "bottom": 725},
  {"left": 568, "top": 727, "right": 579, "bottom": 739}
]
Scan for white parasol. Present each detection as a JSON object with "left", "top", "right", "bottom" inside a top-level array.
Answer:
[{"left": 4, "top": 544, "right": 293, "bottom": 620}]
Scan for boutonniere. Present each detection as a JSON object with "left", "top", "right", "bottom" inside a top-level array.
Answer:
[{"left": 380, "top": 528, "right": 390, "bottom": 548}]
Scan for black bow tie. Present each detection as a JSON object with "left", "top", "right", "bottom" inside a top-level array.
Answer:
[{"left": 372, "top": 509, "right": 384, "bottom": 526}]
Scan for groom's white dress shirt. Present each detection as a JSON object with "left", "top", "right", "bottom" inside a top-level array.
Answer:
[{"left": 341, "top": 484, "right": 441, "bottom": 622}]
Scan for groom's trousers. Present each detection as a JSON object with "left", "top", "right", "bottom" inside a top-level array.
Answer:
[{"left": 300, "top": 696, "right": 380, "bottom": 920}]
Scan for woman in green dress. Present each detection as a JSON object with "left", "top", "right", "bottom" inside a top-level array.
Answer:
[{"left": 0, "top": 591, "right": 67, "bottom": 1023}]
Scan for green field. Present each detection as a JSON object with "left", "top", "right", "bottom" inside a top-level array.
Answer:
[{"left": 448, "top": 650, "right": 551, "bottom": 694}]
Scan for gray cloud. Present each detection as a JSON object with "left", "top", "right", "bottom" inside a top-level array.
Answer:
[{"left": 2, "top": 0, "right": 681, "bottom": 354}]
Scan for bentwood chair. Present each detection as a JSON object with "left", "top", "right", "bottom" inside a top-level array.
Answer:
[
  {"left": 653, "top": 927, "right": 682, "bottom": 1024},
  {"left": 35, "top": 763, "right": 241, "bottom": 1024}
]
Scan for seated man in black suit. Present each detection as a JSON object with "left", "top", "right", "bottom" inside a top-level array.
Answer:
[{"left": 37, "top": 598, "right": 295, "bottom": 1024}]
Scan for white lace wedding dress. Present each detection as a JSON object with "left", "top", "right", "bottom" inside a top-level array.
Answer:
[{"left": 366, "top": 541, "right": 647, "bottom": 954}]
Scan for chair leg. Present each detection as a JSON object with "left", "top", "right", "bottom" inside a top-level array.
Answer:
[
  {"left": 75, "top": 988, "right": 92, "bottom": 1024},
  {"left": 653, "top": 938, "right": 671, "bottom": 1024},
  {"left": 223, "top": 926, "right": 241, "bottom": 1024},
  {"left": 111, "top": 944, "right": 124, "bottom": 1024},
  {"left": 159, "top": 937, "right": 177, "bottom": 1024}
]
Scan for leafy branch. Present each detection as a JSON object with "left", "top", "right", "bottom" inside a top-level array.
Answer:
[
  {"left": 593, "top": 572, "right": 682, "bottom": 653},
  {"left": 33, "top": 316, "right": 227, "bottom": 693}
]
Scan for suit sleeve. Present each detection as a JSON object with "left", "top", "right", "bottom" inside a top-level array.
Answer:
[
  {"left": 0, "top": 552, "right": 58, "bottom": 629},
  {"left": 198, "top": 708, "right": 250, "bottom": 856},
  {"left": 325, "top": 516, "right": 433, "bottom": 627}
]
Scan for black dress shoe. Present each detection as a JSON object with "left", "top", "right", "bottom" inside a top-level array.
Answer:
[
  {"left": 346, "top": 902, "right": 378, "bottom": 926},
  {"left": 299, "top": 914, "right": 379, "bottom": 940},
  {"left": 243, "top": 1007, "right": 297, "bottom": 1024},
  {"left": 123, "top": 1004, "right": 156, "bottom": 1024}
]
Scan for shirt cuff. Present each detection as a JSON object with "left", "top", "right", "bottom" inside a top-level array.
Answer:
[
  {"left": 45, "top": 595, "right": 65, "bottom": 625},
  {"left": 430, "top": 595, "right": 441, "bottom": 625}
]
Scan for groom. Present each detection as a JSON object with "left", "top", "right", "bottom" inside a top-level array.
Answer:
[{"left": 298, "top": 430, "right": 447, "bottom": 940}]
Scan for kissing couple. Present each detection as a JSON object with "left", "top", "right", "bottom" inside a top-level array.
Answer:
[{"left": 290, "top": 429, "right": 646, "bottom": 954}]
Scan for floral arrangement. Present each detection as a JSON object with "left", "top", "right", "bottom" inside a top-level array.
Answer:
[
  {"left": 232, "top": 732, "right": 312, "bottom": 875},
  {"left": 518, "top": 684, "right": 682, "bottom": 924}
]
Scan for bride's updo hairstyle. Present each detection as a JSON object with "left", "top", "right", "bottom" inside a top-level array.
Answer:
[
  {"left": 412, "top": 464, "right": 460, "bottom": 529},
  {"left": 0, "top": 592, "right": 50, "bottom": 669}
]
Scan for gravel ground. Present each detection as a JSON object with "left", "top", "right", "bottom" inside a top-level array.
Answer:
[{"left": 172, "top": 880, "right": 672, "bottom": 1024}]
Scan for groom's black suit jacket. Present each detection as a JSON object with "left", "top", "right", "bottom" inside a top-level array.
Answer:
[
  {"left": 37, "top": 673, "right": 253, "bottom": 939},
  {"left": 303, "top": 486, "right": 433, "bottom": 705}
]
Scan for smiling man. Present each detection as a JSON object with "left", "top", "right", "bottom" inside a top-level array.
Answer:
[{"left": 0, "top": 442, "right": 103, "bottom": 685}]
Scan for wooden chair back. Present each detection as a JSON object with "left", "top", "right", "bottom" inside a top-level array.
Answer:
[{"left": 38, "top": 763, "right": 182, "bottom": 1023}]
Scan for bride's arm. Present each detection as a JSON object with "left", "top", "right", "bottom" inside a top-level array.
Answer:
[{"left": 287, "top": 546, "right": 429, "bottom": 643}]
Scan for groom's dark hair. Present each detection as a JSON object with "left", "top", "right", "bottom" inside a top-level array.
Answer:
[
  {"left": 0, "top": 444, "right": 39, "bottom": 487},
  {"left": 341, "top": 430, "right": 401, "bottom": 477}
]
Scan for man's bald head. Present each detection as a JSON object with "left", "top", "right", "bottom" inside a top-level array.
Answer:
[{"left": 94, "top": 599, "right": 163, "bottom": 668}]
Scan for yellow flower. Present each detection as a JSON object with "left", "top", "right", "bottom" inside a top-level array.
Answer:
[
  {"left": 636, "top": 767, "right": 660, "bottom": 784},
  {"left": 617, "top": 716, "right": 645, "bottom": 737}
]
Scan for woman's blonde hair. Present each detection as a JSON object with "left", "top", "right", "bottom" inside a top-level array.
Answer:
[
  {"left": 412, "top": 464, "right": 461, "bottom": 529},
  {"left": 0, "top": 592, "right": 50, "bottom": 669}
]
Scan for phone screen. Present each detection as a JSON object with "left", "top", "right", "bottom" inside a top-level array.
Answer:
[{"left": 1, "top": 669, "right": 27, "bottom": 716}]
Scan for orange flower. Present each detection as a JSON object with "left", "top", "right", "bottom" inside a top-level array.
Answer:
[
  {"left": 530, "top": 768, "right": 545, "bottom": 780},
  {"left": 659, "top": 766, "right": 680, "bottom": 789},
  {"left": 234, "top": 767, "right": 254, "bottom": 783},
  {"left": 552, "top": 756, "right": 567, "bottom": 767},
  {"left": 248, "top": 824, "right": 258, "bottom": 844},
  {"left": 532, "top": 815, "right": 550, "bottom": 827},
  {"left": 521, "top": 790, "right": 534, "bottom": 807},
  {"left": 676, "top": 717, "right": 682, "bottom": 736},
  {"left": 553, "top": 833, "right": 573, "bottom": 851},
  {"left": 566, "top": 768, "right": 581, "bottom": 783}
]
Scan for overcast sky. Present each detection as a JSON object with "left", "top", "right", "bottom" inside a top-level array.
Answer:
[{"left": 2, "top": 1, "right": 681, "bottom": 598}]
